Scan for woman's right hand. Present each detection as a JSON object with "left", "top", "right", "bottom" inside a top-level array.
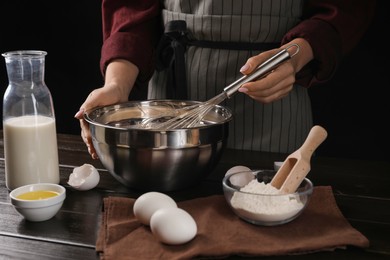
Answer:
[
  {"left": 238, "top": 38, "right": 313, "bottom": 104},
  {"left": 74, "top": 59, "right": 139, "bottom": 159}
]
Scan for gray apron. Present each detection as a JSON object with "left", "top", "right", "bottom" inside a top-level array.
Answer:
[{"left": 148, "top": 0, "right": 312, "bottom": 153}]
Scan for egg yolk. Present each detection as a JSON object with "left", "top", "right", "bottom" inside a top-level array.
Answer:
[{"left": 16, "top": 190, "right": 59, "bottom": 200}]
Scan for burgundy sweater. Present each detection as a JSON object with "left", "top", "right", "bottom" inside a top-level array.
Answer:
[{"left": 100, "top": 0, "right": 376, "bottom": 88}]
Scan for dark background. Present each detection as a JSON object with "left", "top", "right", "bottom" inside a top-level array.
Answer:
[{"left": 0, "top": 1, "right": 388, "bottom": 161}]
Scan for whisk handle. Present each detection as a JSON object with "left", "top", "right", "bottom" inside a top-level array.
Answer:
[{"left": 223, "top": 44, "right": 299, "bottom": 97}]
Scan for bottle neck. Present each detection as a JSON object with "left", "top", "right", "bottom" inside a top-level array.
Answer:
[{"left": 3, "top": 51, "right": 47, "bottom": 86}]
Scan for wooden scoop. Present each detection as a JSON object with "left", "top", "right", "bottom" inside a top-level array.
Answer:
[{"left": 270, "top": 125, "right": 328, "bottom": 194}]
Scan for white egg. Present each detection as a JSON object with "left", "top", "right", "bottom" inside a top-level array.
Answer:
[
  {"left": 225, "top": 165, "right": 251, "bottom": 176},
  {"left": 150, "top": 207, "right": 197, "bottom": 245},
  {"left": 225, "top": 165, "right": 253, "bottom": 186},
  {"left": 133, "top": 192, "right": 177, "bottom": 225},
  {"left": 67, "top": 163, "right": 100, "bottom": 191}
]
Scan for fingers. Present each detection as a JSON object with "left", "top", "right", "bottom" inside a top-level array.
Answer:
[
  {"left": 244, "top": 80, "right": 293, "bottom": 103},
  {"left": 75, "top": 82, "right": 131, "bottom": 159},
  {"left": 75, "top": 88, "right": 109, "bottom": 159},
  {"left": 74, "top": 95, "right": 95, "bottom": 159},
  {"left": 239, "top": 61, "right": 296, "bottom": 103},
  {"left": 75, "top": 89, "right": 102, "bottom": 117},
  {"left": 240, "top": 49, "right": 281, "bottom": 75},
  {"left": 79, "top": 117, "right": 98, "bottom": 159},
  {"left": 238, "top": 48, "right": 297, "bottom": 103},
  {"left": 74, "top": 108, "right": 85, "bottom": 119}
]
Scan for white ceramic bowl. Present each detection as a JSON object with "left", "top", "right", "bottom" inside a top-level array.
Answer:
[
  {"left": 9, "top": 183, "right": 66, "bottom": 222},
  {"left": 222, "top": 169, "right": 313, "bottom": 226}
]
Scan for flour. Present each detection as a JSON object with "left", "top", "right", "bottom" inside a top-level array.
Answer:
[{"left": 230, "top": 179, "right": 305, "bottom": 223}]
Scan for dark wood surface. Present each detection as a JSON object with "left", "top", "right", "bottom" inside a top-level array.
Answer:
[{"left": 0, "top": 132, "right": 389, "bottom": 260}]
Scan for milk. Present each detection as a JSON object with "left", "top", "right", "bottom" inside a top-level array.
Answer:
[{"left": 4, "top": 115, "right": 60, "bottom": 190}]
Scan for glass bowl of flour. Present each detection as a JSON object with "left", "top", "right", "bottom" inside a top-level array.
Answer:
[{"left": 222, "top": 169, "right": 313, "bottom": 226}]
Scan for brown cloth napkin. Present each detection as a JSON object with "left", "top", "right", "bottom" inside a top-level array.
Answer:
[{"left": 96, "top": 186, "right": 369, "bottom": 260}]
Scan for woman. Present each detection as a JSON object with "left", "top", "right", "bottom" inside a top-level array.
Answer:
[{"left": 75, "top": 0, "right": 375, "bottom": 159}]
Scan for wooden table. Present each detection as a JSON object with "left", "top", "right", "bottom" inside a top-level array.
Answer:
[{"left": 0, "top": 133, "right": 389, "bottom": 259}]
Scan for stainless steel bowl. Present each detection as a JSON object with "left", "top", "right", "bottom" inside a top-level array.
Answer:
[{"left": 84, "top": 100, "right": 232, "bottom": 191}]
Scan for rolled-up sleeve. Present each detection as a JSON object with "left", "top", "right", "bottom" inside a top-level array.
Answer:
[
  {"left": 100, "top": 0, "right": 161, "bottom": 84},
  {"left": 282, "top": 0, "right": 376, "bottom": 87}
]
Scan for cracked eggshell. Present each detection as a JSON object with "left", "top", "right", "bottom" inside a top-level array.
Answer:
[{"left": 68, "top": 164, "right": 100, "bottom": 191}]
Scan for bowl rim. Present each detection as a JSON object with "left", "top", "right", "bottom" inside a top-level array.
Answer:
[
  {"left": 10, "top": 183, "right": 66, "bottom": 208},
  {"left": 222, "top": 169, "right": 313, "bottom": 196},
  {"left": 84, "top": 99, "right": 233, "bottom": 131}
]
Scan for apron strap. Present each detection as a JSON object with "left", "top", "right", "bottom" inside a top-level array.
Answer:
[
  {"left": 156, "top": 20, "right": 189, "bottom": 99},
  {"left": 156, "top": 20, "right": 280, "bottom": 99}
]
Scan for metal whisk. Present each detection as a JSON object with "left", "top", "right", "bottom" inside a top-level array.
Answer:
[{"left": 140, "top": 44, "right": 300, "bottom": 130}]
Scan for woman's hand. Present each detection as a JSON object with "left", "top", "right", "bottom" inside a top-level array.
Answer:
[
  {"left": 74, "top": 59, "right": 139, "bottom": 159},
  {"left": 238, "top": 38, "right": 313, "bottom": 103},
  {"left": 74, "top": 85, "right": 127, "bottom": 159}
]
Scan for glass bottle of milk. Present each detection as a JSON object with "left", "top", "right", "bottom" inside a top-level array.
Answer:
[{"left": 2, "top": 50, "right": 60, "bottom": 190}]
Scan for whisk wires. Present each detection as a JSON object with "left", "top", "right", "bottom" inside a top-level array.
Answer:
[{"left": 143, "top": 92, "right": 227, "bottom": 130}]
